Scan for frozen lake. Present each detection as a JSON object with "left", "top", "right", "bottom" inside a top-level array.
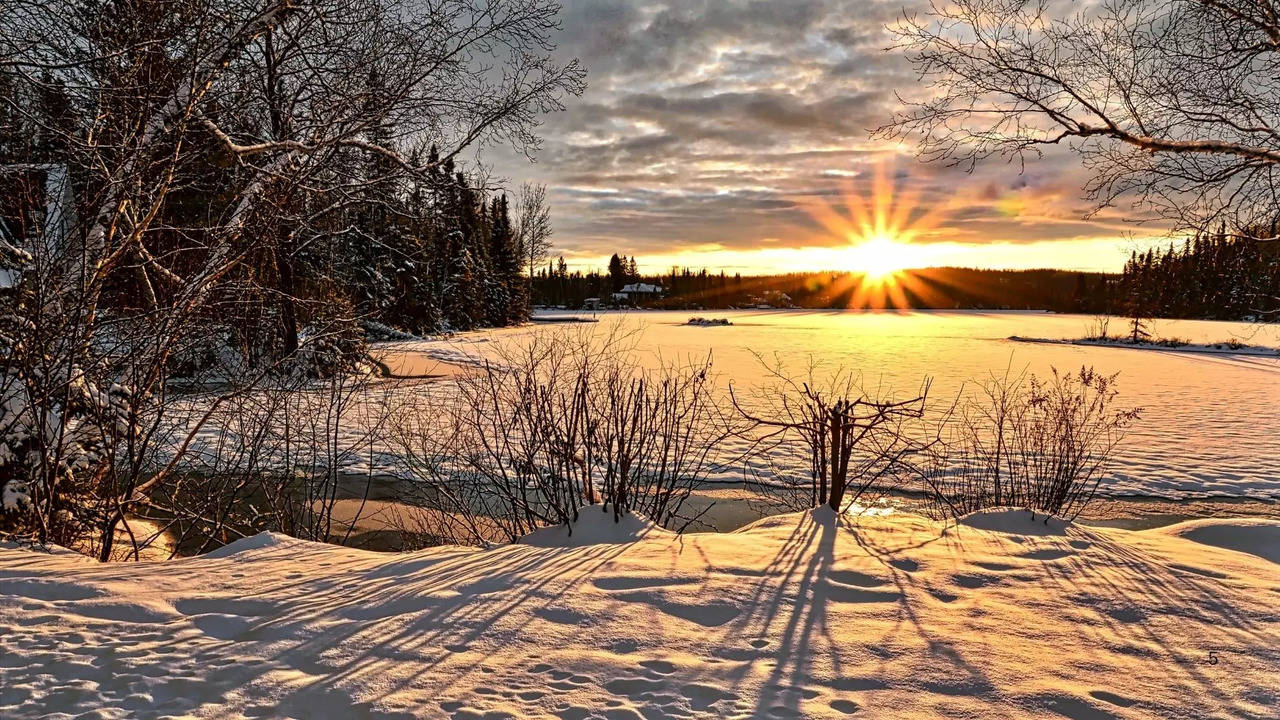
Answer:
[{"left": 396, "top": 309, "right": 1280, "bottom": 499}]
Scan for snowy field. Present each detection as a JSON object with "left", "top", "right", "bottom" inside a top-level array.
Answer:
[
  {"left": 368, "top": 309, "right": 1280, "bottom": 500},
  {"left": 2, "top": 506, "right": 1277, "bottom": 719}
]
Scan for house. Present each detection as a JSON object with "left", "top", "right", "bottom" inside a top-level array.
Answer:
[
  {"left": 0, "top": 164, "right": 74, "bottom": 289},
  {"left": 616, "top": 283, "right": 663, "bottom": 304},
  {"left": 1, "top": 163, "right": 74, "bottom": 249}
]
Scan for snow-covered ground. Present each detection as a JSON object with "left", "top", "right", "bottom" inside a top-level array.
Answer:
[
  {"left": 169, "top": 310, "right": 1280, "bottom": 501},
  {"left": 3, "top": 507, "right": 1278, "bottom": 719},
  {"left": 380, "top": 311, "right": 1280, "bottom": 500}
]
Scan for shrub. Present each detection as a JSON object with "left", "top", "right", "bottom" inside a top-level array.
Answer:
[
  {"left": 391, "top": 330, "right": 737, "bottom": 545},
  {"left": 733, "top": 362, "right": 933, "bottom": 514},
  {"left": 918, "top": 366, "right": 1140, "bottom": 520}
]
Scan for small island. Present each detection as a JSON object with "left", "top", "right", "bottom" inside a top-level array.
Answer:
[{"left": 685, "top": 317, "right": 733, "bottom": 326}]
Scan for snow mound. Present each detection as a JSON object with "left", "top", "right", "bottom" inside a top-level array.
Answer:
[
  {"left": 520, "top": 506, "right": 670, "bottom": 547},
  {"left": 1153, "top": 518, "right": 1280, "bottom": 564},
  {"left": 685, "top": 316, "right": 732, "bottom": 326},
  {"left": 957, "top": 507, "right": 1072, "bottom": 536},
  {"left": 0, "top": 541, "right": 97, "bottom": 563},
  {"left": 201, "top": 531, "right": 297, "bottom": 558},
  {"left": 3, "top": 509, "right": 1279, "bottom": 719},
  {"left": 735, "top": 504, "right": 840, "bottom": 534}
]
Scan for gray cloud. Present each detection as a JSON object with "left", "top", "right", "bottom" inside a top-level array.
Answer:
[{"left": 488, "top": 0, "right": 1154, "bottom": 270}]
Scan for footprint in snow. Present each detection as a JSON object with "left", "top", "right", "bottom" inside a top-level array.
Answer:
[
  {"left": 1021, "top": 548, "right": 1073, "bottom": 561},
  {"left": 613, "top": 590, "right": 740, "bottom": 627},
  {"left": 1089, "top": 690, "right": 1138, "bottom": 708},
  {"left": 640, "top": 659, "right": 676, "bottom": 674},
  {"left": 823, "top": 582, "right": 900, "bottom": 604},
  {"left": 604, "top": 677, "right": 666, "bottom": 697},
  {"left": 592, "top": 575, "right": 699, "bottom": 591},
  {"left": 953, "top": 574, "right": 996, "bottom": 589},
  {"left": 680, "top": 682, "right": 738, "bottom": 709},
  {"left": 829, "top": 699, "right": 859, "bottom": 715},
  {"left": 826, "top": 570, "right": 887, "bottom": 587},
  {"left": 1168, "top": 563, "right": 1230, "bottom": 580},
  {"left": 889, "top": 558, "right": 920, "bottom": 572}
]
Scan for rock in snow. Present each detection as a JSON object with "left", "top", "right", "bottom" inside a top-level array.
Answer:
[{"left": 1, "top": 507, "right": 1278, "bottom": 719}]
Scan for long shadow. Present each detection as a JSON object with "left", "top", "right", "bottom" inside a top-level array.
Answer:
[
  {"left": 0, "top": 536, "right": 635, "bottom": 719},
  {"left": 3, "top": 514, "right": 1278, "bottom": 718}
]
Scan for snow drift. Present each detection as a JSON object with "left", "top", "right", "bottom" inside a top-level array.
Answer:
[{"left": 1, "top": 509, "right": 1277, "bottom": 719}]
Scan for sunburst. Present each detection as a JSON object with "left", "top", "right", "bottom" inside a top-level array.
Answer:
[{"left": 796, "top": 161, "right": 953, "bottom": 308}]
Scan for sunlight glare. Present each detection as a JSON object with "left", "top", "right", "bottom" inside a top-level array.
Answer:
[
  {"left": 794, "top": 160, "right": 953, "bottom": 308},
  {"left": 848, "top": 233, "right": 910, "bottom": 281}
]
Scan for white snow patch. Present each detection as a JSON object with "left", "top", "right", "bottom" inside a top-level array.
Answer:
[
  {"left": 957, "top": 507, "right": 1073, "bottom": 536},
  {"left": 519, "top": 505, "right": 670, "bottom": 547},
  {"left": 1153, "top": 518, "right": 1280, "bottom": 564},
  {"left": 201, "top": 531, "right": 297, "bottom": 558}
]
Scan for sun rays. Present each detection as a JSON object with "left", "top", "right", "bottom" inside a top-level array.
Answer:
[{"left": 796, "top": 161, "right": 959, "bottom": 309}]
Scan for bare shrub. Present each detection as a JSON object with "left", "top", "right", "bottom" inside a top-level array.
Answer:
[
  {"left": 733, "top": 361, "right": 934, "bottom": 513},
  {"left": 918, "top": 367, "right": 1141, "bottom": 520},
  {"left": 1085, "top": 316, "right": 1111, "bottom": 341},
  {"left": 391, "top": 330, "right": 738, "bottom": 546},
  {"left": 102, "top": 358, "right": 397, "bottom": 559}
]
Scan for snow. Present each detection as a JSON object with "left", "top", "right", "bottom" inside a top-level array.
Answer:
[
  {"left": 1010, "top": 334, "right": 1280, "bottom": 357},
  {"left": 1153, "top": 517, "right": 1280, "bottom": 564},
  {"left": 370, "top": 311, "right": 1280, "bottom": 500},
  {"left": 2, "top": 507, "right": 1277, "bottom": 719},
  {"left": 620, "top": 283, "right": 662, "bottom": 294},
  {"left": 1, "top": 478, "right": 30, "bottom": 511},
  {"left": 519, "top": 506, "right": 671, "bottom": 547},
  {"left": 201, "top": 531, "right": 297, "bottom": 559},
  {"left": 956, "top": 507, "right": 1073, "bottom": 536},
  {"left": 160, "top": 311, "right": 1280, "bottom": 502}
]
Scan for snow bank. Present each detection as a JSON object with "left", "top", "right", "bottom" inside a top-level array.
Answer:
[
  {"left": 201, "top": 531, "right": 297, "bottom": 559},
  {"left": 519, "top": 505, "right": 670, "bottom": 547},
  {"left": 3, "top": 508, "right": 1277, "bottom": 719},
  {"left": 1152, "top": 517, "right": 1280, "bottom": 564},
  {"left": 956, "top": 507, "right": 1073, "bottom": 536}
]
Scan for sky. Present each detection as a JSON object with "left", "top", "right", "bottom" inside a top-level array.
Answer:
[{"left": 493, "top": 0, "right": 1170, "bottom": 276}]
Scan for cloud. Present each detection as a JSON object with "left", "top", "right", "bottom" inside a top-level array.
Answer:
[{"left": 490, "top": 0, "right": 1164, "bottom": 272}]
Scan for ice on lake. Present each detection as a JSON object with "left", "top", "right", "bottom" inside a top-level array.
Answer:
[{"left": 392, "top": 309, "right": 1280, "bottom": 500}]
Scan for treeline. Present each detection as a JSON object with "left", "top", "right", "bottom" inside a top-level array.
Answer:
[
  {"left": 539, "top": 237, "right": 1280, "bottom": 320},
  {"left": 1121, "top": 231, "right": 1280, "bottom": 321},
  {"left": 535, "top": 264, "right": 1115, "bottom": 313}
]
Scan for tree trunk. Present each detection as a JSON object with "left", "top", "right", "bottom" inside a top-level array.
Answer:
[
  {"left": 828, "top": 410, "right": 845, "bottom": 511},
  {"left": 276, "top": 245, "right": 299, "bottom": 355}
]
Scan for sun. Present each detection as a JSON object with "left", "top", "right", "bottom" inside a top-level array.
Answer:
[
  {"left": 848, "top": 233, "right": 910, "bottom": 281},
  {"left": 792, "top": 159, "right": 958, "bottom": 308}
]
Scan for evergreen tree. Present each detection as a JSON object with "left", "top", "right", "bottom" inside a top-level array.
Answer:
[{"left": 608, "top": 253, "right": 626, "bottom": 293}]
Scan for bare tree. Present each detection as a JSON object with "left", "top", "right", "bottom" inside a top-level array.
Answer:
[
  {"left": 0, "top": 0, "right": 584, "bottom": 554},
  {"left": 733, "top": 361, "right": 934, "bottom": 513},
  {"left": 515, "top": 182, "right": 553, "bottom": 279},
  {"left": 882, "top": 0, "right": 1280, "bottom": 238}
]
